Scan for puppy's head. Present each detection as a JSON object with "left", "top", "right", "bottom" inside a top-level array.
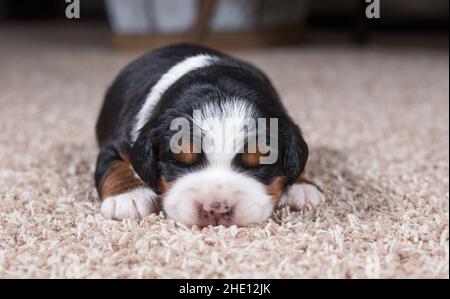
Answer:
[{"left": 130, "top": 74, "right": 308, "bottom": 227}]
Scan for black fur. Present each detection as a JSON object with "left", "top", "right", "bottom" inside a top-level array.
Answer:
[{"left": 95, "top": 43, "right": 308, "bottom": 193}]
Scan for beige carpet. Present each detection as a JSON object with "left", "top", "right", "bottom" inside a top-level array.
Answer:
[{"left": 0, "top": 24, "right": 448, "bottom": 278}]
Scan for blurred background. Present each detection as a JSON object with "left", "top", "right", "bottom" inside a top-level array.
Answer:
[{"left": 0, "top": 0, "right": 448, "bottom": 49}]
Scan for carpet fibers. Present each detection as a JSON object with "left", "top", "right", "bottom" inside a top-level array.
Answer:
[{"left": 0, "top": 26, "right": 448, "bottom": 278}]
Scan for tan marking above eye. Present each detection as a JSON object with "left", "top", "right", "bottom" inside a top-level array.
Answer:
[
  {"left": 174, "top": 140, "right": 200, "bottom": 165},
  {"left": 175, "top": 151, "right": 199, "bottom": 165},
  {"left": 242, "top": 145, "right": 271, "bottom": 167},
  {"left": 242, "top": 151, "right": 261, "bottom": 167}
]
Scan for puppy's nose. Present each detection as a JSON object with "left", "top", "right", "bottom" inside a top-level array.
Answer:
[
  {"left": 199, "top": 201, "right": 233, "bottom": 227},
  {"left": 203, "top": 201, "right": 229, "bottom": 214}
]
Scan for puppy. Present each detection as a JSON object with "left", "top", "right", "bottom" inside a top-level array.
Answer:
[{"left": 95, "top": 43, "right": 324, "bottom": 227}]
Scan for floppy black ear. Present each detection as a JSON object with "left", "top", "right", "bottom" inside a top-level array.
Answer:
[
  {"left": 282, "top": 125, "right": 309, "bottom": 185},
  {"left": 129, "top": 134, "right": 158, "bottom": 188}
]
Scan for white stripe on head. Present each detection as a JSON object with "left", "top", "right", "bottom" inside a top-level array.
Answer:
[
  {"left": 130, "top": 54, "right": 217, "bottom": 144},
  {"left": 192, "top": 98, "right": 256, "bottom": 168}
]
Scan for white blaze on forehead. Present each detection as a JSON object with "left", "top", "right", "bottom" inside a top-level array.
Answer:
[
  {"left": 192, "top": 99, "right": 256, "bottom": 168},
  {"left": 131, "top": 54, "right": 217, "bottom": 144}
]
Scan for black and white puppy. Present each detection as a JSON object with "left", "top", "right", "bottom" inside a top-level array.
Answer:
[{"left": 95, "top": 43, "right": 324, "bottom": 227}]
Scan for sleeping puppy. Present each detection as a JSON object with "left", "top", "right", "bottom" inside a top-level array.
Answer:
[{"left": 95, "top": 43, "right": 324, "bottom": 227}]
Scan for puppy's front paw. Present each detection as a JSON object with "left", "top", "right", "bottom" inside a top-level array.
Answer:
[
  {"left": 280, "top": 183, "right": 325, "bottom": 210},
  {"left": 101, "top": 187, "right": 159, "bottom": 220}
]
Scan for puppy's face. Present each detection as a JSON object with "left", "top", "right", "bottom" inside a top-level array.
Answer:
[{"left": 131, "top": 100, "right": 307, "bottom": 227}]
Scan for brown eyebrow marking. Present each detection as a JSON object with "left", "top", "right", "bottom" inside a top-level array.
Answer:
[
  {"left": 175, "top": 151, "right": 199, "bottom": 165},
  {"left": 174, "top": 140, "right": 199, "bottom": 165},
  {"left": 241, "top": 145, "right": 269, "bottom": 167},
  {"left": 242, "top": 151, "right": 261, "bottom": 167}
]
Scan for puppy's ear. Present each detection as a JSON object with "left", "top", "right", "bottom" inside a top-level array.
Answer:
[
  {"left": 129, "top": 134, "right": 158, "bottom": 188},
  {"left": 282, "top": 125, "right": 308, "bottom": 185}
]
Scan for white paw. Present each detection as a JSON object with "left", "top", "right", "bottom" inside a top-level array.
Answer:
[
  {"left": 280, "top": 183, "right": 325, "bottom": 210},
  {"left": 101, "top": 187, "right": 159, "bottom": 220}
]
